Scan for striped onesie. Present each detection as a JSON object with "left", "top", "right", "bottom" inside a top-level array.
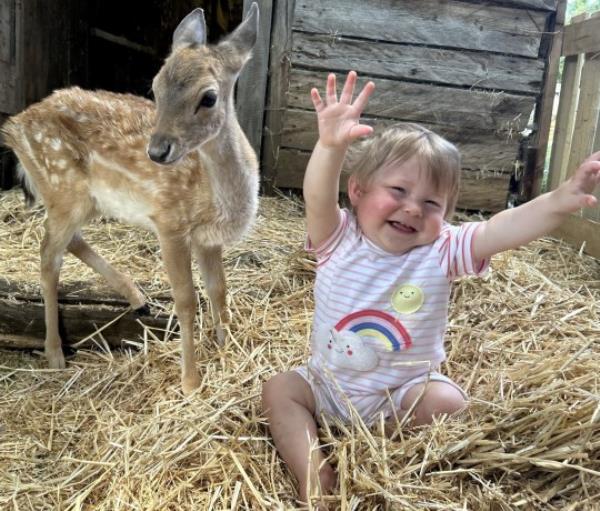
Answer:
[{"left": 296, "top": 209, "right": 489, "bottom": 425}]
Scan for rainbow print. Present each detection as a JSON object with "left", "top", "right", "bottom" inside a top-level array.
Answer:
[{"left": 334, "top": 310, "right": 412, "bottom": 352}]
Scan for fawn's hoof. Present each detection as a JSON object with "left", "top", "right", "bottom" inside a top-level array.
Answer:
[
  {"left": 134, "top": 304, "right": 151, "bottom": 316},
  {"left": 182, "top": 373, "right": 201, "bottom": 395},
  {"left": 46, "top": 349, "right": 66, "bottom": 369}
]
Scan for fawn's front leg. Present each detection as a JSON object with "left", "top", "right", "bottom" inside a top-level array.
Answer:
[
  {"left": 195, "top": 245, "right": 230, "bottom": 345},
  {"left": 158, "top": 232, "right": 200, "bottom": 394}
]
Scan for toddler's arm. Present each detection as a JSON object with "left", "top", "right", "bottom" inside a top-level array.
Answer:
[
  {"left": 303, "top": 71, "right": 375, "bottom": 248},
  {"left": 472, "top": 151, "right": 600, "bottom": 261}
]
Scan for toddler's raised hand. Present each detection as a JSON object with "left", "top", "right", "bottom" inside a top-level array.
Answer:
[
  {"left": 311, "top": 71, "right": 375, "bottom": 148},
  {"left": 555, "top": 151, "right": 600, "bottom": 213}
]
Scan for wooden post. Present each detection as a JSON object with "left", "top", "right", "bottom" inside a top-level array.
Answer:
[
  {"left": 236, "top": 0, "right": 273, "bottom": 163},
  {"left": 547, "top": 53, "right": 583, "bottom": 191},
  {"left": 260, "top": 0, "right": 295, "bottom": 193},
  {"left": 528, "top": 0, "right": 567, "bottom": 198}
]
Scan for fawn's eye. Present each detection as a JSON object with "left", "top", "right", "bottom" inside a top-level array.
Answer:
[{"left": 195, "top": 90, "right": 217, "bottom": 112}]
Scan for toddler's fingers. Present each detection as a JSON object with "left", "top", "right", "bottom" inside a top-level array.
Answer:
[
  {"left": 577, "top": 160, "right": 600, "bottom": 178},
  {"left": 326, "top": 73, "right": 337, "bottom": 105},
  {"left": 352, "top": 81, "right": 375, "bottom": 112},
  {"left": 339, "top": 71, "right": 357, "bottom": 105},
  {"left": 583, "top": 194, "right": 598, "bottom": 208},
  {"left": 349, "top": 124, "right": 374, "bottom": 140},
  {"left": 311, "top": 88, "right": 324, "bottom": 112},
  {"left": 583, "top": 150, "right": 600, "bottom": 164}
]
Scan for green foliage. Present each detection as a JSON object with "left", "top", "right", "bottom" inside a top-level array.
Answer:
[{"left": 566, "top": 0, "right": 600, "bottom": 21}]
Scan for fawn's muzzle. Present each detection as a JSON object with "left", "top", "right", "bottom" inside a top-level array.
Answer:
[{"left": 148, "top": 135, "right": 177, "bottom": 164}]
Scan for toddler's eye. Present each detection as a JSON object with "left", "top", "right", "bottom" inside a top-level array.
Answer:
[
  {"left": 391, "top": 187, "right": 406, "bottom": 195},
  {"left": 425, "top": 200, "right": 441, "bottom": 208}
]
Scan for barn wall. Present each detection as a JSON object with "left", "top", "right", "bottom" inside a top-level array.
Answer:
[
  {"left": 0, "top": 0, "right": 88, "bottom": 190},
  {"left": 262, "top": 0, "right": 562, "bottom": 212}
]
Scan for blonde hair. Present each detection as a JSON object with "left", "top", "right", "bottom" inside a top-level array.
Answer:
[{"left": 345, "top": 123, "right": 461, "bottom": 218}]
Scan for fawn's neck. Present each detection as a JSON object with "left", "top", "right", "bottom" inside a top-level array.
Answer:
[
  {"left": 195, "top": 101, "right": 258, "bottom": 244},
  {"left": 200, "top": 105, "right": 257, "bottom": 212}
]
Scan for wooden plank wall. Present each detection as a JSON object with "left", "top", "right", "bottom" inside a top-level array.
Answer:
[{"left": 263, "top": 0, "right": 560, "bottom": 212}]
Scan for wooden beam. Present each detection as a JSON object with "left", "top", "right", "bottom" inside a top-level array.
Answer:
[
  {"left": 562, "top": 15, "right": 600, "bottom": 57},
  {"left": 551, "top": 214, "right": 600, "bottom": 259},
  {"left": 280, "top": 108, "right": 521, "bottom": 171},
  {"left": 236, "top": 0, "right": 273, "bottom": 159},
  {"left": 90, "top": 28, "right": 156, "bottom": 56},
  {"left": 0, "top": 280, "right": 173, "bottom": 350},
  {"left": 287, "top": 69, "right": 535, "bottom": 134},
  {"left": 294, "top": 0, "right": 548, "bottom": 58},
  {"left": 488, "top": 0, "right": 557, "bottom": 9},
  {"left": 291, "top": 32, "right": 545, "bottom": 94}
]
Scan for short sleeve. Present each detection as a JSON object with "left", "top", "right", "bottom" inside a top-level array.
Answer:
[
  {"left": 305, "top": 208, "right": 350, "bottom": 265},
  {"left": 436, "top": 222, "right": 490, "bottom": 280}
]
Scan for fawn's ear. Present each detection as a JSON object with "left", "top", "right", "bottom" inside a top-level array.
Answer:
[
  {"left": 172, "top": 8, "right": 207, "bottom": 50},
  {"left": 217, "top": 2, "right": 259, "bottom": 72}
]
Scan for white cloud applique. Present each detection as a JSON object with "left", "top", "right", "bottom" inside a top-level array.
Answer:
[{"left": 316, "top": 326, "right": 379, "bottom": 372}]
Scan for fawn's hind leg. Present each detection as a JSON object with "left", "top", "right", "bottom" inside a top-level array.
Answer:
[
  {"left": 67, "top": 232, "right": 146, "bottom": 310},
  {"left": 39, "top": 215, "right": 84, "bottom": 368},
  {"left": 195, "top": 245, "right": 230, "bottom": 345}
]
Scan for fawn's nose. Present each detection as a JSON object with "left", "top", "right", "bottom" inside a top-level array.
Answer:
[{"left": 148, "top": 135, "right": 174, "bottom": 164}]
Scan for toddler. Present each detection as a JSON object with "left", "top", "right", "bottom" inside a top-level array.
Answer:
[{"left": 262, "top": 71, "right": 600, "bottom": 505}]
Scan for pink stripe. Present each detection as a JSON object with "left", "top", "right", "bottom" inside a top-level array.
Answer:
[{"left": 312, "top": 209, "right": 348, "bottom": 260}]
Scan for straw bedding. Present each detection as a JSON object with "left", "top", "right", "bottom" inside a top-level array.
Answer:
[{"left": 0, "top": 188, "right": 599, "bottom": 510}]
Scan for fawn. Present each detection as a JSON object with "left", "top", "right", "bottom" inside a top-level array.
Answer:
[{"left": 1, "top": 4, "right": 260, "bottom": 394}]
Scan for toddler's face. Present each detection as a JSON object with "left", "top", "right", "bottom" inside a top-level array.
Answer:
[{"left": 348, "top": 155, "right": 448, "bottom": 254}]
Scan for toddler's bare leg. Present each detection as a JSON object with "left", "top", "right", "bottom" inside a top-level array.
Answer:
[
  {"left": 400, "top": 381, "right": 467, "bottom": 426},
  {"left": 262, "top": 371, "right": 336, "bottom": 505}
]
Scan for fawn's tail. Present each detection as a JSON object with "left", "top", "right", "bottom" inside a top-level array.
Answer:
[{"left": 0, "top": 120, "right": 38, "bottom": 207}]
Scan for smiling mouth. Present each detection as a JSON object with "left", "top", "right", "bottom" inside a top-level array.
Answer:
[{"left": 389, "top": 221, "right": 417, "bottom": 233}]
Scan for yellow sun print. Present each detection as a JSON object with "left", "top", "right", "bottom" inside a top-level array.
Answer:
[{"left": 391, "top": 283, "right": 424, "bottom": 314}]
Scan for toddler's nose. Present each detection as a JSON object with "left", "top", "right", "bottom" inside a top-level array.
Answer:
[{"left": 404, "top": 200, "right": 422, "bottom": 217}]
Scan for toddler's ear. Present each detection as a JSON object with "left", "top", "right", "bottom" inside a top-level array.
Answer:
[{"left": 347, "top": 176, "right": 363, "bottom": 206}]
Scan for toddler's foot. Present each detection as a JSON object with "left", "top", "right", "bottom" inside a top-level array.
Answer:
[{"left": 299, "top": 462, "right": 337, "bottom": 509}]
